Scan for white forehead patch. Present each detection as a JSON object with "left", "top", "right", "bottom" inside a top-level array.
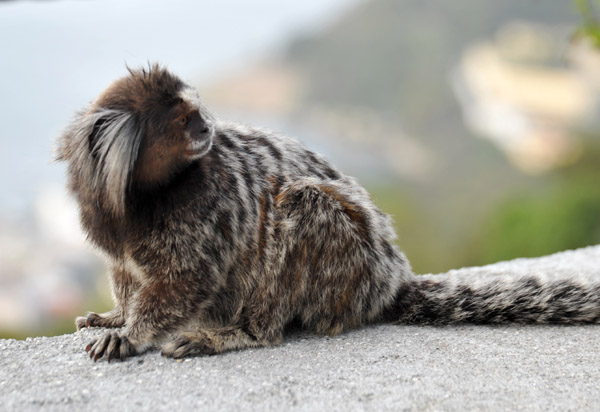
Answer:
[{"left": 178, "top": 86, "right": 201, "bottom": 110}]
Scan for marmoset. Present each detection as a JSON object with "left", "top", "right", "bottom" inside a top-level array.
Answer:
[{"left": 56, "top": 65, "right": 600, "bottom": 361}]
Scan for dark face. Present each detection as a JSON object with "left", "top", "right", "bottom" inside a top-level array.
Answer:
[
  {"left": 132, "top": 90, "right": 214, "bottom": 186},
  {"left": 92, "top": 66, "right": 215, "bottom": 188}
]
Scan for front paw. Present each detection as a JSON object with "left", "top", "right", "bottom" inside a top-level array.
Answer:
[
  {"left": 75, "top": 312, "right": 104, "bottom": 330},
  {"left": 86, "top": 331, "right": 137, "bottom": 362}
]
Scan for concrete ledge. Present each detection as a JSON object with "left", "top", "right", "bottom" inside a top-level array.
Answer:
[{"left": 1, "top": 245, "right": 600, "bottom": 411}]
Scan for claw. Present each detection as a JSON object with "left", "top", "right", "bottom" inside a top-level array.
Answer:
[
  {"left": 83, "top": 332, "right": 136, "bottom": 362},
  {"left": 119, "top": 336, "right": 132, "bottom": 362},
  {"left": 107, "top": 333, "right": 120, "bottom": 363}
]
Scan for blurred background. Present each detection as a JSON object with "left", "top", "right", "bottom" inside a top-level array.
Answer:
[{"left": 1, "top": 0, "right": 599, "bottom": 339}]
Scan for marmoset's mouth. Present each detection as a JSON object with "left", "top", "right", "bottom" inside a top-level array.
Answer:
[{"left": 184, "top": 134, "right": 214, "bottom": 160}]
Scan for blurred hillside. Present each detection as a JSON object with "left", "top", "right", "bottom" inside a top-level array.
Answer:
[{"left": 206, "top": 0, "right": 600, "bottom": 273}]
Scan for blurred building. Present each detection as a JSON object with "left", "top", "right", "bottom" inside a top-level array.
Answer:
[{"left": 453, "top": 21, "right": 600, "bottom": 174}]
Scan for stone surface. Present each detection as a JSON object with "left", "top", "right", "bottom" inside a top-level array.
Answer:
[{"left": 1, "top": 245, "right": 600, "bottom": 411}]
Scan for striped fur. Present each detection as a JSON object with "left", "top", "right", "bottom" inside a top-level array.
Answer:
[
  {"left": 56, "top": 65, "right": 600, "bottom": 361},
  {"left": 385, "top": 274, "right": 600, "bottom": 324}
]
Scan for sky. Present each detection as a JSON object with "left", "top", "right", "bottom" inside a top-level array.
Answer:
[{"left": 0, "top": 0, "right": 360, "bottom": 213}]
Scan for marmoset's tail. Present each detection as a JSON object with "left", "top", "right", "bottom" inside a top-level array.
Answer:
[{"left": 383, "top": 267, "right": 600, "bottom": 324}]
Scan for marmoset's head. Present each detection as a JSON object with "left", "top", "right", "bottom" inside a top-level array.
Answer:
[{"left": 57, "top": 64, "right": 215, "bottom": 215}]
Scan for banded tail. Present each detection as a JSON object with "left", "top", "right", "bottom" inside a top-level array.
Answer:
[{"left": 384, "top": 247, "right": 600, "bottom": 324}]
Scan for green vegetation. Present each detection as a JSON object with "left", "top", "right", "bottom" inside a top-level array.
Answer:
[
  {"left": 365, "top": 139, "right": 600, "bottom": 273},
  {"left": 575, "top": 0, "right": 600, "bottom": 46},
  {"left": 468, "top": 138, "right": 600, "bottom": 264},
  {"left": 470, "top": 179, "right": 600, "bottom": 264}
]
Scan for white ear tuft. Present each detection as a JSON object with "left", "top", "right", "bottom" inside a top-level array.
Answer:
[
  {"left": 88, "top": 109, "right": 142, "bottom": 215},
  {"left": 57, "top": 107, "right": 142, "bottom": 216}
]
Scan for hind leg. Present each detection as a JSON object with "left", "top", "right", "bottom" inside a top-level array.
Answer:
[
  {"left": 161, "top": 326, "right": 278, "bottom": 358},
  {"left": 265, "top": 178, "right": 404, "bottom": 335}
]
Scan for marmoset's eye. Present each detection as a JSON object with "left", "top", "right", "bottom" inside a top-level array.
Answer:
[{"left": 179, "top": 116, "right": 188, "bottom": 126}]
